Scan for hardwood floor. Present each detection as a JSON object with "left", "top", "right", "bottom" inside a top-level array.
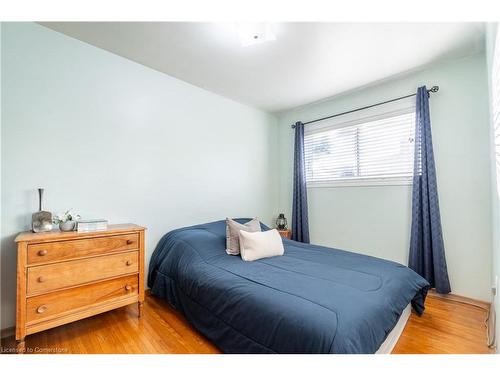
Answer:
[
  {"left": 1, "top": 294, "right": 493, "bottom": 354},
  {"left": 2, "top": 295, "right": 219, "bottom": 354},
  {"left": 393, "top": 294, "right": 494, "bottom": 354}
]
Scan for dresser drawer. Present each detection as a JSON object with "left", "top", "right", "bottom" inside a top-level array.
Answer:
[
  {"left": 27, "top": 233, "right": 139, "bottom": 265},
  {"left": 26, "top": 275, "right": 138, "bottom": 325},
  {"left": 27, "top": 251, "right": 139, "bottom": 295}
]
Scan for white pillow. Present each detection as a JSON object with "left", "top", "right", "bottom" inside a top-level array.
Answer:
[
  {"left": 238, "top": 229, "right": 284, "bottom": 262},
  {"left": 226, "top": 217, "right": 261, "bottom": 255}
]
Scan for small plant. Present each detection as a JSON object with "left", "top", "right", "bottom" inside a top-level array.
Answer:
[{"left": 53, "top": 210, "right": 80, "bottom": 224}]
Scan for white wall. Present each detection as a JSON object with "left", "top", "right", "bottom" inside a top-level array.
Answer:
[
  {"left": 277, "top": 53, "right": 492, "bottom": 301},
  {"left": 485, "top": 22, "right": 499, "bottom": 351},
  {"left": 0, "top": 23, "right": 278, "bottom": 330}
]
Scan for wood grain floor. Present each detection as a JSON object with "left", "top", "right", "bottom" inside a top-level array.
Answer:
[
  {"left": 1, "top": 294, "right": 493, "bottom": 354},
  {"left": 393, "top": 294, "right": 493, "bottom": 354}
]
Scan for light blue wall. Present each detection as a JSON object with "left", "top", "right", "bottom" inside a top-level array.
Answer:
[
  {"left": 485, "top": 22, "right": 499, "bottom": 351},
  {"left": 277, "top": 53, "right": 492, "bottom": 301},
  {"left": 0, "top": 23, "right": 3, "bottom": 333},
  {"left": 0, "top": 23, "right": 279, "bottom": 329}
]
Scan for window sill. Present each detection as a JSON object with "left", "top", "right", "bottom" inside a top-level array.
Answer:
[{"left": 307, "top": 177, "right": 413, "bottom": 188}]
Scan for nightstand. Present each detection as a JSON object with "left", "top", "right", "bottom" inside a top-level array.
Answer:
[
  {"left": 277, "top": 229, "right": 292, "bottom": 239},
  {"left": 15, "top": 223, "right": 145, "bottom": 353}
]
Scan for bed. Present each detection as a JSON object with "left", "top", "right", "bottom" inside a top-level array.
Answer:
[{"left": 148, "top": 219, "right": 429, "bottom": 354}]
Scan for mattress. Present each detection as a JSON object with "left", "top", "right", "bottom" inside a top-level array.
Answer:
[{"left": 148, "top": 219, "right": 429, "bottom": 353}]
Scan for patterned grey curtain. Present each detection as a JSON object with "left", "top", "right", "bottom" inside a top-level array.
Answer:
[
  {"left": 409, "top": 86, "right": 451, "bottom": 294},
  {"left": 292, "top": 122, "right": 310, "bottom": 243}
]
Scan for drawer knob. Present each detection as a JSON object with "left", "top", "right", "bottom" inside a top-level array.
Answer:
[
  {"left": 126, "top": 260, "right": 133, "bottom": 266},
  {"left": 36, "top": 305, "right": 47, "bottom": 314},
  {"left": 126, "top": 240, "right": 134, "bottom": 245},
  {"left": 37, "top": 276, "right": 46, "bottom": 283},
  {"left": 38, "top": 249, "right": 48, "bottom": 256},
  {"left": 124, "top": 285, "right": 132, "bottom": 291}
]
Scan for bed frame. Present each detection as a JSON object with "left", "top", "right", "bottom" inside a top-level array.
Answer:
[{"left": 375, "top": 304, "right": 411, "bottom": 354}]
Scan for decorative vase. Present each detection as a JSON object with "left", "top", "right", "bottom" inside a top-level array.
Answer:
[{"left": 59, "top": 220, "right": 76, "bottom": 232}]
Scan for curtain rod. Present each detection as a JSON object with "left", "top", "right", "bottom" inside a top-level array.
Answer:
[{"left": 291, "top": 85, "right": 439, "bottom": 128}]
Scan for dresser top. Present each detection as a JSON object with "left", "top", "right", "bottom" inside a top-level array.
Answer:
[{"left": 15, "top": 223, "right": 146, "bottom": 243}]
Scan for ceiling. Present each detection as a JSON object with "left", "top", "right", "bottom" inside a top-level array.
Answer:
[{"left": 40, "top": 22, "right": 485, "bottom": 113}]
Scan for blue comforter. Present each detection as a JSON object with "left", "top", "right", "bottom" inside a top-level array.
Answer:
[{"left": 148, "top": 219, "right": 429, "bottom": 354}]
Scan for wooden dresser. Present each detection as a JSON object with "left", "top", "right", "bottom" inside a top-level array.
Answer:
[{"left": 15, "top": 223, "right": 145, "bottom": 352}]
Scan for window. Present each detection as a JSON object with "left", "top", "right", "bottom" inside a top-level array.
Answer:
[{"left": 304, "top": 109, "right": 416, "bottom": 186}]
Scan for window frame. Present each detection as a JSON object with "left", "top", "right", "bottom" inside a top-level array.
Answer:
[{"left": 304, "top": 106, "right": 416, "bottom": 188}]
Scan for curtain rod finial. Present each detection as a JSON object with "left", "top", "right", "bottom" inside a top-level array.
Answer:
[{"left": 429, "top": 86, "right": 439, "bottom": 93}]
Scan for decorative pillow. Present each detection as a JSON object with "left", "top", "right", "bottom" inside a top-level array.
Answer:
[
  {"left": 226, "top": 218, "right": 261, "bottom": 255},
  {"left": 238, "top": 229, "right": 285, "bottom": 262}
]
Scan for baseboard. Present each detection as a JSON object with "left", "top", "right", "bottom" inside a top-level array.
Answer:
[
  {"left": 427, "top": 289, "right": 490, "bottom": 311},
  {"left": 1, "top": 326, "right": 15, "bottom": 339}
]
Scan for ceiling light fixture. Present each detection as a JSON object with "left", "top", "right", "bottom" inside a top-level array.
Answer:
[{"left": 236, "top": 23, "right": 276, "bottom": 47}]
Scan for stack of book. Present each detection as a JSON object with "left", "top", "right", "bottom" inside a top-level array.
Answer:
[{"left": 77, "top": 219, "right": 108, "bottom": 232}]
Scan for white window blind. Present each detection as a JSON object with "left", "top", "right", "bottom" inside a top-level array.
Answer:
[{"left": 304, "top": 109, "right": 416, "bottom": 186}]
